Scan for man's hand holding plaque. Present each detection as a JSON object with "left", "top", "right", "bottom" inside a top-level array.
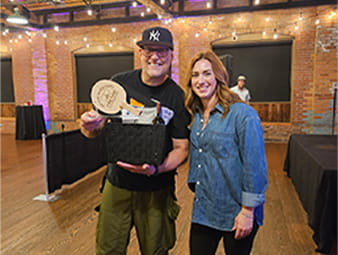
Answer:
[{"left": 81, "top": 79, "right": 141, "bottom": 138}]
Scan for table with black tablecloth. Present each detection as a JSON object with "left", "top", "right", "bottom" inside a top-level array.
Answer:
[
  {"left": 16, "top": 105, "right": 46, "bottom": 140},
  {"left": 284, "top": 134, "right": 337, "bottom": 254}
]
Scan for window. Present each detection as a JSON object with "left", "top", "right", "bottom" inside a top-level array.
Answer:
[
  {"left": 1, "top": 58, "right": 15, "bottom": 103},
  {"left": 213, "top": 41, "right": 292, "bottom": 102},
  {"left": 75, "top": 52, "right": 134, "bottom": 103}
]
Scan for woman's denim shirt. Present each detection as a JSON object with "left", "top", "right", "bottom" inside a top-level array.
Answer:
[{"left": 188, "top": 102, "right": 268, "bottom": 231}]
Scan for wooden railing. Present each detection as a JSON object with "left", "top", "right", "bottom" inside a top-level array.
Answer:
[
  {"left": 1, "top": 102, "right": 291, "bottom": 123},
  {"left": 250, "top": 102, "right": 290, "bottom": 122},
  {"left": 1, "top": 103, "right": 16, "bottom": 117},
  {"left": 77, "top": 103, "right": 93, "bottom": 118},
  {"left": 78, "top": 102, "right": 291, "bottom": 122}
]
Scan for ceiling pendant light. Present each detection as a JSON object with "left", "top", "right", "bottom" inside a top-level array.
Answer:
[{"left": 6, "top": 7, "right": 29, "bottom": 25}]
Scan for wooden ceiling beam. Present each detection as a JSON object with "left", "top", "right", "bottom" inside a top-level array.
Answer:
[
  {"left": 31, "top": 1, "right": 134, "bottom": 15},
  {"left": 31, "top": 13, "right": 158, "bottom": 28},
  {"left": 2, "top": 0, "right": 336, "bottom": 30},
  {"left": 137, "top": 0, "right": 172, "bottom": 18},
  {"left": 175, "top": 0, "right": 336, "bottom": 17}
]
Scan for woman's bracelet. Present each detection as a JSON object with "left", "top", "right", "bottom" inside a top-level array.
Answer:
[{"left": 241, "top": 212, "right": 254, "bottom": 219}]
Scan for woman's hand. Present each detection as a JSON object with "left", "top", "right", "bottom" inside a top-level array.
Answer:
[{"left": 231, "top": 208, "right": 254, "bottom": 239}]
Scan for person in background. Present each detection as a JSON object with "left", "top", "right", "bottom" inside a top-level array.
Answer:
[
  {"left": 184, "top": 50, "right": 267, "bottom": 255},
  {"left": 80, "top": 26, "right": 190, "bottom": 255},
  {"left": 230, "top": 75, "right": 251, "bottom": 102}
]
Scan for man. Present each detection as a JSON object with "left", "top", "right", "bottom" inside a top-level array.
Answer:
[
  {"left": 80, "top": 26, "right": 190, "bottom": 255},
  {"left": 230, "top": 75, "right": 251, "bottom": 102}
]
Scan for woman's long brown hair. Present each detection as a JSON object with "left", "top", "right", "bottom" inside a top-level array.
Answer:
[{"left": 184, "top": 50, "right": 242, "bottom": 125}]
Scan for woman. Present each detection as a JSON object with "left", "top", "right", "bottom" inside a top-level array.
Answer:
[{"left": 184, "top": 50, "right": 268, "bottom": 255}]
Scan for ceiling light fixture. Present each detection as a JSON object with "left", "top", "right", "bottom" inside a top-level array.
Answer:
[{"left": 6, "top": 7, "right": 29, "bottom": 25}]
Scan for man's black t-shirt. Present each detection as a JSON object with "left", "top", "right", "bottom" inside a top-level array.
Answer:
[{"left": 105, "top": 69, "right": 190, "bottom": 191}]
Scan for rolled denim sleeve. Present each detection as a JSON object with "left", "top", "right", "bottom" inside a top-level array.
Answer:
[
  {"left": 237, "top": 110, "right": 268, "bottom": 208},
  {"left": 242, "top": 191, "right": 265, "bottom": 207}
]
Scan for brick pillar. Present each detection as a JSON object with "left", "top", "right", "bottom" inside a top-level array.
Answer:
[{"left": 31, "top": 33, "right": 50, "bottom": 121}]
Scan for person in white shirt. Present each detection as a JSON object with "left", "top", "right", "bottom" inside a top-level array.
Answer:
[{"left": 230, "top": 75, "right": 251, "bottom": 102}]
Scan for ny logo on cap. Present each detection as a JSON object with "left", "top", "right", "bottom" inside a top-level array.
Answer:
[{"left": 149, "top": 30, "right": 160, "bottom": 41}]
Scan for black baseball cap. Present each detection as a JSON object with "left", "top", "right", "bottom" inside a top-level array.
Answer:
[{"left": 136, "top": 26, "right": 174, "bottom": 50}]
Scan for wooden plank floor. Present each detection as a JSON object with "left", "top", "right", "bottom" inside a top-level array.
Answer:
[{"left": 0, "top": 133, "right": 333, "bottom": 255}]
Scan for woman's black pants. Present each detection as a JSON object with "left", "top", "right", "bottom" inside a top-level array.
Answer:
[{"left": 190, "top": 221, "right": 259, "bottom": 255}]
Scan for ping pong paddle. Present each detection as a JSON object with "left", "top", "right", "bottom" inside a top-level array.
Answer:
[{"left": 91, "top": 79, "right": 141, "bottom": 116}]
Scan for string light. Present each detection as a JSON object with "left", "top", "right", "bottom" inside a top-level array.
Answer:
[
  {"left": 254, "top": 0, "right": 260, "bottom": 5},
  {"left": 160, "top": 0, "right": 165, "bottom": 5},
  {"left": 146, "top": 8, "right": 151, "bottom": 13},
  {"left": 132, "top": 1, "right": 137, "bottom": 7},
  {"left": 175, "top": 9, "right": 335, "bottom": 41},
  {"left": 298, "top": 11, "right": 304, "bottom": 21},
  {"left": 206, "top": 2, "right": 211, "bottom": 9},
  {"left": 315, "top": 12, "right": 320, "bottom": 25},
  {"left": 2, "top": 7, "right": 336, "bottom": 49},
  {"left": 87, "top": 8, "right": 93, "bottom": 16},
  {"left": 232, "top": 32, "right": 237, "bottom": 40},
  {"left": 328, "top": 11, "right": 336, "bottom": 19}
]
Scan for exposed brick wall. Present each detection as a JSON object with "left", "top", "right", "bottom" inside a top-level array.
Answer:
[
  {"left": 305, "top": 14, "right": 338, "bottom": 135},
  {"left": 31, "top": 36, "right": 49, "bottom": 120},
  {"left": 1, "top": 5, "right": 337, "bottom": 141},
  {"left": 45, "top": 30, "right": 76, "bottom": 120},
  {"left": 11, "top": 40, "right": 34, "bottom": 105}
]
